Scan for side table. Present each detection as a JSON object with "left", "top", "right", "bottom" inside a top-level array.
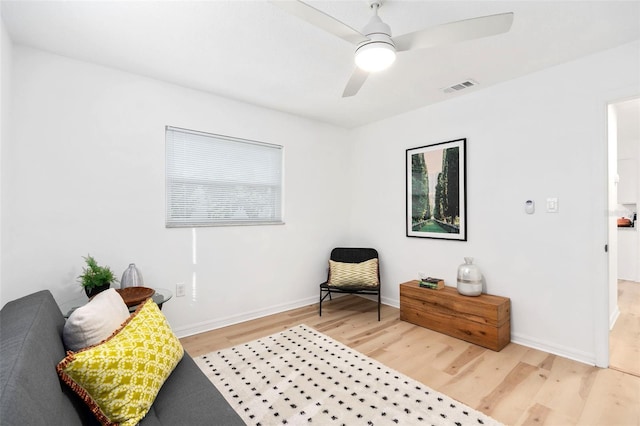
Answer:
[{"left": 60, "top": 287, "right": 173, "bottom": 318}]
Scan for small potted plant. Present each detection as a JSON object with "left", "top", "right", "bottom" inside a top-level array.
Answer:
[{"left": 78, "top": 255, "right": 118, "bottom": 298}]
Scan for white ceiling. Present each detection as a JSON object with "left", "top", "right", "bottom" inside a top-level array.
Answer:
[{"left": 2, "top": 0, "right": 639, "bottom": 128}]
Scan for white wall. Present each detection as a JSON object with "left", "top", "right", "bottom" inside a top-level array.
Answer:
[
  {"left": 1, "top": 46, "right": 352, "bottom": 335},
  {"left": 3, "top": 36, "right": 639, "bottom": 365},
  {"left": 348, "top": 41, "right": 640, "bottom": 365},
  {"left": 0, "top": 15, "right": 12, "bottom": 303}
]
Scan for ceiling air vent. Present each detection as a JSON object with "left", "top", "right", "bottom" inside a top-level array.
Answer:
[{"left": 443, "top": 79, "right": 479, "bottom": 94}]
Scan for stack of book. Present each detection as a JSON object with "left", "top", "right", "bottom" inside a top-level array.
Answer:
[{"left": 419, "top": 277, "right": 444, "bottom": 290}]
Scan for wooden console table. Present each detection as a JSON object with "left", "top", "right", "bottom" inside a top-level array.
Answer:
[{"left": 399, "top": 280, "right": 510, "bottom": 351}]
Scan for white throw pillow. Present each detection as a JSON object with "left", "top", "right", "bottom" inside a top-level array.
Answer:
[{"left": 63, "top": 288, "right": 131, "bottom": 351}]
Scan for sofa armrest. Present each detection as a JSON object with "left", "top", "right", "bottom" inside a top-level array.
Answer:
[{"left": 0, "top": 290, "right": 84, "bottom": 426}]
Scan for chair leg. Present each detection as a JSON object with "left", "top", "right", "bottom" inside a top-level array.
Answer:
[
  {"left": 377, "top": 291, "right": 381, "bottom": 321},
  {"left": 319, "top": 287, "right": 333, "bottom": 317}
]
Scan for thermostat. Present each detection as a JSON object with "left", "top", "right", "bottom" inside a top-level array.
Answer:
[{"left": 525, "top": 200, "right": 535, "bottom": 214}]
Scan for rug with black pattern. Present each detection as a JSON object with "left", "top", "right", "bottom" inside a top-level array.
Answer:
[{"left": 194, "top": 324, "right": 502, "bottom": 426}]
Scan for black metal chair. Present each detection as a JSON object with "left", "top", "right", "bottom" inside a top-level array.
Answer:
[{"left": 319, "top": 247, "right": 381, "bottom": 321}]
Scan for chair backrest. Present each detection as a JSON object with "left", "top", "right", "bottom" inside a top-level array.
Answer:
[
  {"left": 330, "top": 247, "right": 378, "bottom": 263},
  {"left": 329, "top": 247, "right": 380, "bottom": 285}
]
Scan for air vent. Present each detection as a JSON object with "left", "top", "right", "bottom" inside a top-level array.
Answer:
[{"left": 443, "top": 79, "right": 479, "bottom": 94}]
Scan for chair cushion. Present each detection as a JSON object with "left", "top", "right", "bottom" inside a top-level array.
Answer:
[
  {"left": 328, "top": 258, "right": 379, "bottom": 287},
  {"left": 57, "top": 299, "right": 184, "bottom": 426},
  {"left": 63, "top": 288, "right": 131, "bottom": 351}
]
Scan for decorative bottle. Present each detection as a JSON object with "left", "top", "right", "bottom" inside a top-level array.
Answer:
[
  {"left": 121, "top": 263, "right": 144, "bottom": 288},
  {"left": 457, "top": 257, "right": 482, "bottom": 296}
]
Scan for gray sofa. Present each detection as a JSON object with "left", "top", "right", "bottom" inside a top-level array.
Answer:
[{"left": 0, "top": 290, "right": 244, "bottom": 425}]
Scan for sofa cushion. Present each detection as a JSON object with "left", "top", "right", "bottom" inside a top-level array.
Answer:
[
  {"left": 63, "top": 288, "right": 131, "bottom": 351},
  {"left": 328, "top": 258, "right": 379, "bottom": 287},
  {"left": 57, "top": 299, "right": 183, "bottom": 426},
  {"left": 141, "top": 354, "right": 245, "bottom": 425}
]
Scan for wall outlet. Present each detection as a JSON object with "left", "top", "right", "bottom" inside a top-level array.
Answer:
[{"left": 176, "top": 282, "right": 185, "bottom": 297}]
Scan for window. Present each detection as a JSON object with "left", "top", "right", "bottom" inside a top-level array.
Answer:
[{"left": 166, "top": 126, "right": 283, "bottom": 227}]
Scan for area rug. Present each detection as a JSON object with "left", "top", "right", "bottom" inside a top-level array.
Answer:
[{"left": 194, "top": 324, "right": 502, "bottom": 426}]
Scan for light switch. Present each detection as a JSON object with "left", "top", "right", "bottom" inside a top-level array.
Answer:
[{"left": 546, "top": 198, "right": 558, "bottom": 213}]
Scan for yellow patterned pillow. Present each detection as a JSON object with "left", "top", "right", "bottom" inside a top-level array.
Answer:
[
  {"left": 328, "top": 258, "right": 379, "bottom": 287},
  {"left": 57, "top": 299, "right": 184, "bottom": 426}
]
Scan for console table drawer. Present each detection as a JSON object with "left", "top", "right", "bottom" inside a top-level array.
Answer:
[{"left": 399, "top": 280, "right": 510, "bottom": 351}]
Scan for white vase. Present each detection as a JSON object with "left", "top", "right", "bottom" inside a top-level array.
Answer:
[
  {"left": 121, "top": 263, "right": 144, "bottom": 288},
  {"left": 457, "top": 257, "right": 482, "bottom": 296}
]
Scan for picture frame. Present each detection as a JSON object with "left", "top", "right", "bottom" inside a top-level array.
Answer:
[{"left": 406, "top": 138, "right": 467, "bottom": 240}]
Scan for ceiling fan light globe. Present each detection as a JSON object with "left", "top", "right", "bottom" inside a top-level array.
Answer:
[{"left": 355, "top": 42, "right": 396, "bottom": 72}]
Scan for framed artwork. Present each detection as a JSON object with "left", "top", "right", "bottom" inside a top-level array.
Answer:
[{"left": 406, "top": 138, "right": 467, "bottom": 240}]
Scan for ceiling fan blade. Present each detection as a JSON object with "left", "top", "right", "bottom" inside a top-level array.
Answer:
[
  {"left": 270, "top": 0, "right": 367, "bottom": 45},
  {"left": 393, "top": 12, "right": 514, "bottom": 52},
  {"left": 342, "top": 68, "right": 370, "bottom": 97}
]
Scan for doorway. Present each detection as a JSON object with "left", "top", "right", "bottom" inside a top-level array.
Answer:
[{"left": 608, "top": 96, "right": 640, "bottom": 376}]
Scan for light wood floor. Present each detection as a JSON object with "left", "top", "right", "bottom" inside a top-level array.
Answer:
[
  {"left": 610, "top": 280, "right": 640, "bottom": 377},
  {"left": 182, "top": 293, "right": 640, "bottom": 426}
]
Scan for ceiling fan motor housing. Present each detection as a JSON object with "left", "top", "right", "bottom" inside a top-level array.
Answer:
[{"left": 355, "top": 14, "right": 396, "bottom": 72}]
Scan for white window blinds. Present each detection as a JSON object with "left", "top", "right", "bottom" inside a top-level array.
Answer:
[{"left": 166, "top": 126, "right": 283, "bottom": 227}]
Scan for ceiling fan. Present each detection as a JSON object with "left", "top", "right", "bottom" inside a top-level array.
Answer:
[{"left": 271, "top": 0, "right": 514, "bottom": 97}]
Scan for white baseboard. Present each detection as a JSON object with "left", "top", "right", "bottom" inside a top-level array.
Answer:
[
  {"left": 510, "top": 333, "right": 596, "bottom": 366},
  {"left": 353, "top": 294, "right": 398, "bottom": 308},
  {"left": 175, "top": 292, "right": 379, "bottom": 338},
  {"left": 382, "top": 295, "right": 399, "bottom": 308},
  {"left": 175, "top": 294, "right": 598, "bottom": 367},
  {"left": 609, "top": 306, "right": 621, "bottom": 330},
  {"left": 385, "top": 295, "right": 597, "bottom": 366},
  {"left": 173, "top": 295, "right": 318, "bottom": 338}
]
